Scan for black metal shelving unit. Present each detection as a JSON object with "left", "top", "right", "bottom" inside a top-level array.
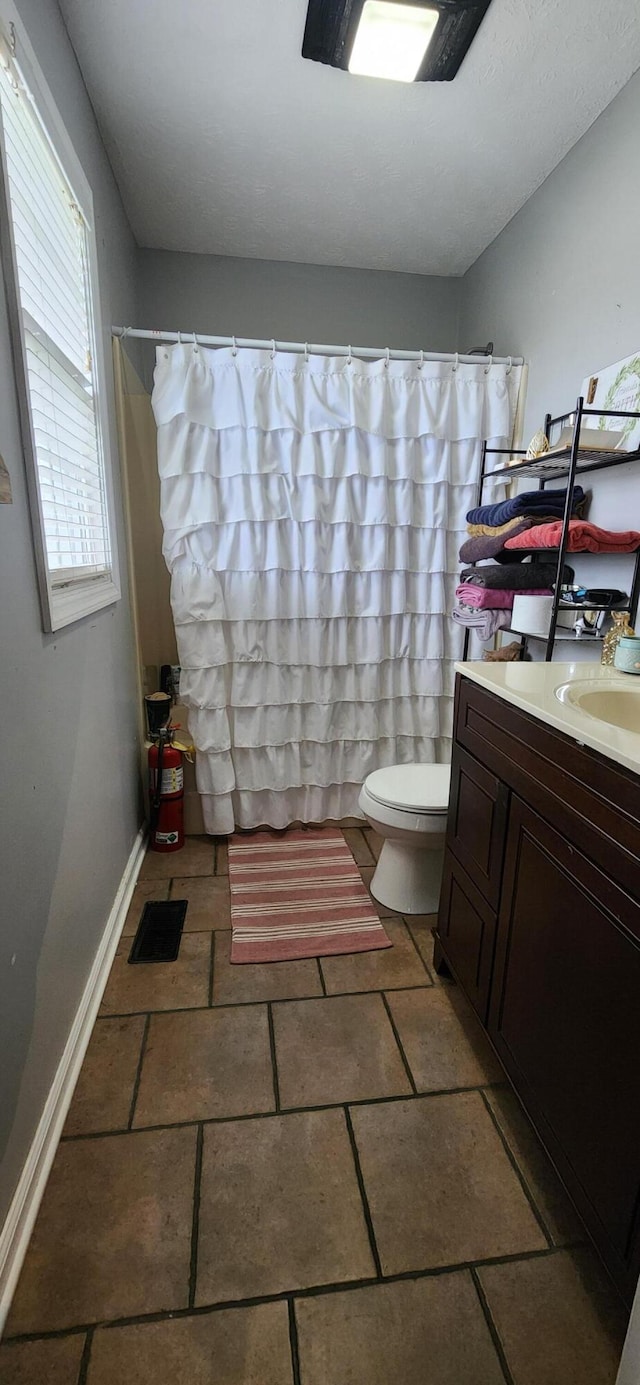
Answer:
[{"left": 461, "top": 397, "right": 640, "bottom": 662}]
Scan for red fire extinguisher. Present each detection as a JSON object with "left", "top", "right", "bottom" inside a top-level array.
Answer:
[{"left": 148, "top": 729, "right": 185, "bottom": 853}]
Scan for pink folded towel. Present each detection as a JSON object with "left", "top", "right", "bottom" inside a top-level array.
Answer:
[
  {"left": 455, "top": 584, "right": 553, "bottom": 610},
  {"left": 505, "top": 520, "right": 640, "bottom": 553}
]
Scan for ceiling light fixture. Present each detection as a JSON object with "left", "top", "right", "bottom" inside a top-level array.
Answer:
[
  {"left": 302, "top": 0, "right": 493, "bottom": 83},
  {"left": 348, "top": 2, "right": 439, "bottom": 82}
]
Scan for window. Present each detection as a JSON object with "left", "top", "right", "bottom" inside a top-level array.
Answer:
[{"left": 0, "top": 16, "right": 119, "bottom": 630}]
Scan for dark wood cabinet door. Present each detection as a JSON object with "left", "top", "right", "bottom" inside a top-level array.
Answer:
[
  {"left": 489, "top": 795, "right": 640, "bottom": 1302},
  {"left": 437, "top": 851, "right": 498, "bottom": 1022},
  {"left": 447, "top": 744, "right": 509, "bottom": 907}
]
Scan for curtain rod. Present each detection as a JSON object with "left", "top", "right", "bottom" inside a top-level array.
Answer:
[{"left": 111, "top": 326, "right": 522, "bottom": 369}]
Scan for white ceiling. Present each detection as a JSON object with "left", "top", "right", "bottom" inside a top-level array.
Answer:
[{"left": 59, "top": 0, "right": 640, "bottom": 276}]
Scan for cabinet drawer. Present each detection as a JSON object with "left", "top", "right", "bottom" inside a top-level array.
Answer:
[
  {"left": 447, "top": 744, "right": 508, "bottom": 907},
  {"left": 489, "top": 795, "right": 640, "bottom": 1301},
  {"left": 437, "top": 851, "right": 498, "bottom": 1023}
]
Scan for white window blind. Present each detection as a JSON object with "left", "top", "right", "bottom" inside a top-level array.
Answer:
[{"left": 0, "top": 30, "right": 117, "bottom": 624}]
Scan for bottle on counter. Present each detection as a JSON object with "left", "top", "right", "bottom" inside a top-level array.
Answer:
[{"left": 601, "top": 610, "right": 636, "bottom": 666}]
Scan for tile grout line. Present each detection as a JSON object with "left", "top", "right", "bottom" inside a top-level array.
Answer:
[
  {"left": 287, "top": 1298, "right": 302, "bottom": 1385},
  {"left": 188, "top": 1124, "right": 205, "bottom": 1309},
  {"left": 316, "top": 958, "right": 327, "bottom": 996},
  {"left": 400, "top": 914, "right": 437, "bottom": 984},
  {"left": 267, "top": 1003, "right": 281, "bottom": 1112},
  {"left": 76, "top": 1326, "right": 93, "bottom": 1385},
  {"left": 380, "top": 992, "right": 418, "bottom": 1095},
  {"left": 343, "top": 1105, "right": 383, "bottom": 1279},
  {"left": 354, "top": 825, "right": 376, "bottom": 869},
  {"left": 99, "top": 979, "right": 435, "bottom": 1023},
  {"left": 2, "top": 1245, "right": 574, "bottom": 1345},
  {"left": 470, "top": 1266, "right": 516, "bottom": 1385},
  {"left": 139, "top": 869, "right": 217, "bottom": 885},
  {"left": 59, "top": 1082, "right": 511, "bottom": 1143},
  {"left": 479, "top": 1089, "right": 555, "bottom": 1248},
  {"left": 127, "top": 1014, "right": 150, "bottom": 1130},
  {"left": 207, "top": 932, "right": 216, "bottom": 1007}
]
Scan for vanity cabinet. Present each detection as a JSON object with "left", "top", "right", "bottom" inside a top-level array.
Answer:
[{"left": 437, "top": 674, "right": 640, "bottom": 1305}]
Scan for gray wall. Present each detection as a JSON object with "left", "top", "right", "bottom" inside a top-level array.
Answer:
[
  {"left": 460, "top": 69, "right": 640, "bottom": 504},
  {"left": 136, "top": 249, "right": 460, "bottom": 356},
  {"left": 459, "top": 68, "right": 640, "bottom": 650},
  {"left": 0, "top": 0, "right": 140, "bottom": 1232}
]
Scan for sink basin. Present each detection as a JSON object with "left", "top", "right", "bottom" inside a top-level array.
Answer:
[{"left": 555, "top": 679, "right": 640, "bottom": 733}]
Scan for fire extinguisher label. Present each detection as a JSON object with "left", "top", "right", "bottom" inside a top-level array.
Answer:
[
  {"left": 156, "top": 830, "right": 180, "bottom": 845},
  {"left": 150, "top": 766, "right": 184, "bottom": 794}
]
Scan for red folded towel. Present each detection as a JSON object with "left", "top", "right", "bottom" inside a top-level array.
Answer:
[
  {"left": 505, "top": 520, "right": 640, "bottom": 553},
  {"left": 455, "top": 584, "right": 553, "bottom": 610}
]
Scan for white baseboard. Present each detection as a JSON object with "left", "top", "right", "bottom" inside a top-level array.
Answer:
[{"left": 0, "top": 826, "right": 147, "bottom": 1336}]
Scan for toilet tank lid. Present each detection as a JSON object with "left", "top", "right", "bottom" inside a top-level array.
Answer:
[{"left": 365, "top": 763, "right": 451, "bottom": 812}]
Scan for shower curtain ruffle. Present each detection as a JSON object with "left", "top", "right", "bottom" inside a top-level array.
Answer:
[
  {"left": 152, "top": 345, "right": 518, "bottom": 833},
  {"left": 153, "top": 345, "right": 516, "bottom": 440}
]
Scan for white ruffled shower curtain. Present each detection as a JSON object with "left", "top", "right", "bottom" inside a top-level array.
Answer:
[{"left": 152, "top": 344, "right": 519, "bottom": 834}]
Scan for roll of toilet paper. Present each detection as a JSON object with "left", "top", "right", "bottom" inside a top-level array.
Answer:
[{"left": 511, "top": 594, "right": 555, "bottom": 637}]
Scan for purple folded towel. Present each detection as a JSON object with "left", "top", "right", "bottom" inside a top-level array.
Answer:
[{"left": 459, "top": 523, "right": 532, "bottom": 565}]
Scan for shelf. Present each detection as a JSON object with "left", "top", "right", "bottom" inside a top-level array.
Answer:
[
  {"left": 484, "top": 446, "right": 640, "bottom": 482},
  {"left": 494, "top": 548, "right": 640, "bottom": 557},
  {"left": 503, "top": 628, "right": 604, "bottom": 642},
  {"left": 464, "top": 403, "right": 640, "bottom": 665},
  {"left": 558, "top": 602, "right": 628, "bottom": 612}
]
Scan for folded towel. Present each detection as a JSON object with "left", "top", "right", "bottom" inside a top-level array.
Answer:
[
  {"left": 459, "top": 563, "right": 570, "bottom": 590},
  {"left": 459, "top": 521, "right": 533, "bottom": 565},
  {"left": 466, "top": 516, "right": 559, "bottom": 538},
  {"left": 455, "top": 584, "right": 553, "bottom": 610},
  {"left": 505, "top": 519, "right": 640, "bottom": 554},
  {"left": 451, "top": 606, "right": 513, "bottom": 641},
  {"left": 466, "top": 486, "right": 585, "bottom": 527}
]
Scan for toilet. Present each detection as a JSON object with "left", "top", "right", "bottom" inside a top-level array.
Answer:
[{"left": 358, "top": 762, "right": 451, "bottom": 915}]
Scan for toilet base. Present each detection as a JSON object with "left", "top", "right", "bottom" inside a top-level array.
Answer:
[{"left": 370, "top": 838, "right": 445, "bottom": 915}]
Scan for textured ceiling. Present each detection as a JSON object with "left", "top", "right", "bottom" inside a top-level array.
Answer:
[{"left": 59, "top": 0, "right": 640, "bottom": 275}]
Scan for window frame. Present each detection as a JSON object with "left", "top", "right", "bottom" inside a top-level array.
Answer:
[{"left": 0, "top": 5, "right": 121, "bottom": 631}]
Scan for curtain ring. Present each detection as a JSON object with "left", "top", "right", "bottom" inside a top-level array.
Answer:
[
  {"left": 270, "top": 339, "right": 276, "bottom": 360},
  {"left": 176, "top": 330, "right": 182, "bottom": 346},
  {"left": 120, "top": 326, "right": 131, "bottom": 340},
  {"left": 452, "top": 352, "right": 459, "bottom": 373},
  {"left": 484, "top": 353, "right": 493, "bottom": 375},
  {"left": 417, "top": 350, "right": 424, "bottom": 371},
  {"left": 384, "top": 347, "right": 390, "bottom": 369},
  {"left": 231, "top": 335, "right": 238, "bottom": 357},
  {"left": 303, "top": 342, "right": 309, "bottom": 363},
  {"left": 347, "top": 345, "right": 352, "bottom": 365},
  {"left": 506, "top": 355, "right": 513, "bottom": 375},
  {"left": 192, "top": 331, "right": 199, "bottom": 354}
]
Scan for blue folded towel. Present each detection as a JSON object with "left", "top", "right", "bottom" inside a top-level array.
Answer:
[{"left": 467, "top": 487, "right": 585, "bottom": 528}]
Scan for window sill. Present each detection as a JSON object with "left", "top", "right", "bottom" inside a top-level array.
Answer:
[{"left": 49, "top": 575, "right": 121, "bottom": 631}]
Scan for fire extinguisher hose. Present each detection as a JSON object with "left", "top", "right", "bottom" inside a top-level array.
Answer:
[{"left": 150, "top": 735, "right": 164, "bottom": 839}]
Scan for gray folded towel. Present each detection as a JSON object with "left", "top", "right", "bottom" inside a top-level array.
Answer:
[
  {"left": 459, "top": 562, "right": 573, "bottom": 590},
  {"left": 451, "top": 606, "right": 513, "bottom": 641}
]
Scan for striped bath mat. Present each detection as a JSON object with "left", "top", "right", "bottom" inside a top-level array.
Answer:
[{"left": 228, "top": 827, "right": 392, "bottom": 963}]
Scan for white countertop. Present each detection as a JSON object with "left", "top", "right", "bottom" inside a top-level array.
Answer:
[{"left": 454, "top": 660, "right": 640, "bottom": 776}]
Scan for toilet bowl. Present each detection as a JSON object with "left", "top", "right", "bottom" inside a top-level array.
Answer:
[{"left": 358, "top": 762, "right": 451, "bottom": 915}]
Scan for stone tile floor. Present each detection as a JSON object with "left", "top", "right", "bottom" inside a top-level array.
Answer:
[{"left": 1, "top": 827, "right": 627, "bottom": 1384}]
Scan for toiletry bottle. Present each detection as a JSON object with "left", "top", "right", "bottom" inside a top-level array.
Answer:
[{"left": 601, "top": 610, "right": 636, "bottom": 666}]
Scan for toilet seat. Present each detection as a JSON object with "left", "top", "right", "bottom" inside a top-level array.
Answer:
[{"left": 364, "top": 763, "right": 451, "bottom": 815}]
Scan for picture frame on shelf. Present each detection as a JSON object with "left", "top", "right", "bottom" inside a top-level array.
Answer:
[{"left": 581, "top": 352, "right": 640, "bottom": 451}]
